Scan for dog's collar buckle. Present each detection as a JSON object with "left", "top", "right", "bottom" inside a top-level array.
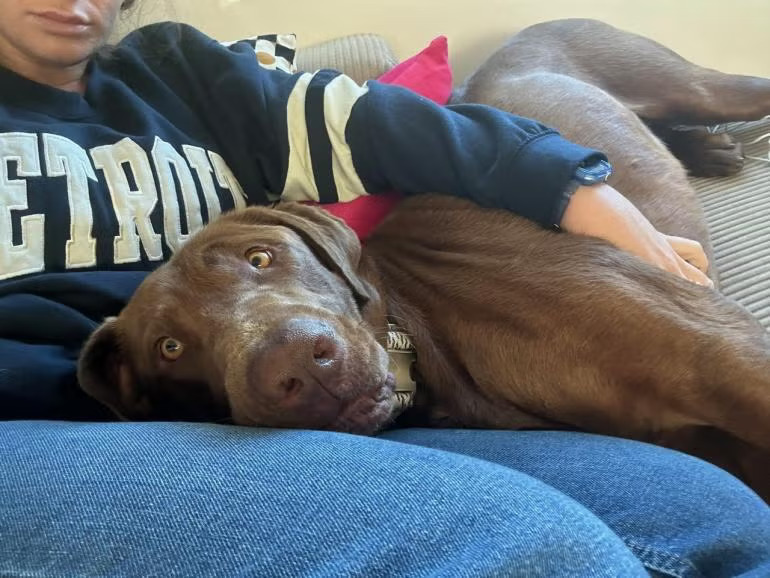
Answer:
[{"left": 386, "top": 321, "right": 417, "bottom": 414}]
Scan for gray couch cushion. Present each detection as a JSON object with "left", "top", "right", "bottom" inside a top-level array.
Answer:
[{"left": 295, "top": 33, "right": 398, "bottom": 84}]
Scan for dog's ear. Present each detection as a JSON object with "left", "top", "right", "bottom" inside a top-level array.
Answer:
[
  {"left": 232, "top": 203, "right": 374, "bottom": 307},
  {"left": 77, "top": 318, "right": 152, "bottom": 420}
]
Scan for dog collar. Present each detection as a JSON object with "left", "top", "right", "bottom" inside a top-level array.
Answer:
[{"left": 386, "top": 321, "right": 417, "bottom": 415}]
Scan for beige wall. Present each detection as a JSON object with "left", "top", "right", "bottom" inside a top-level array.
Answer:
[{"left": 122, "top": 0, "right": 770, "bottom": 82}]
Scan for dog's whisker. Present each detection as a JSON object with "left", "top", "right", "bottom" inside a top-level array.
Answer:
[{"left": 385, "top": 314, "right": 410, "bottom": 327}]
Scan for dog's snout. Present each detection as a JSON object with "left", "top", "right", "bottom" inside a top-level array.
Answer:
[
  {"left": 277, "top": 333, "right": 340, "bottom": 395},
  {"left": 311, "top": 333, "right": 338, "bottom": 367},
  {"left": 250, "top": 317, "right": 346, "bottom": 404}
]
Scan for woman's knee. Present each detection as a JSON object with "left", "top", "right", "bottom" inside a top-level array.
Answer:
[
  {"left": 382, "top": 428, "right": 770, "bottom": 577},
  {"left": 0, "top": 421, "right": 646, "bottom": 577}
]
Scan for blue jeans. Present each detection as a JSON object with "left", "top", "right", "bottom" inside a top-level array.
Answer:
[{"left": 0, "top": 423, "right": 768, "bottom": 577}]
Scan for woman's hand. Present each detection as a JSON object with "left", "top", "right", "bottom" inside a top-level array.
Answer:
[{"left": 560, "top": 183, "right": 714, "bottom": 288}]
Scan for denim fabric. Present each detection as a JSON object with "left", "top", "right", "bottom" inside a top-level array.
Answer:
[
  {"left": 382, "top": 429, "right": 770, "bottom": 578},
  {"left": 0, "top": 422, "right": 765, "bottom": 577}
]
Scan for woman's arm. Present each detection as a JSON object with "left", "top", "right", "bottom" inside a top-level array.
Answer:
[
  {"left": 122, "top": 23, "right": 598, "bottom": 224},
  {"left": 123, "top": 22, "right": 710, "bottom": 285}
]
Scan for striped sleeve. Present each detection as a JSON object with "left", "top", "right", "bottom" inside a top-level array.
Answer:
[
  {"left": 280, "top": 70, "right": 370, "bottom": 204},
  {"left": 147, "top": 23, "right": 605, "bottom": 224}
]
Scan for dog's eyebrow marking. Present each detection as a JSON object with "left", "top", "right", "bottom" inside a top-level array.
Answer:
[
  {"left": 194, "top": 231, "right": 285, "bottom": 268},
  {"left": 201, "top": 248, "right": 224, "bottom": 269},
  {"left": 192, "top": 239, "right": 237, "bottom": 265}
]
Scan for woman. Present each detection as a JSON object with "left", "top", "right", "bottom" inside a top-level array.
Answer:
[{"left": 1, "top": 1, "right": 768, "bottom": 576}]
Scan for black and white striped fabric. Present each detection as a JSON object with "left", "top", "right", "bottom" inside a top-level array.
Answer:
[
  {"left": 386, "top": 323, "right": 417, "bottom": 414},
  {"left": 221, "top": 33, "right": 297, "bottom": 74},
  {"left": 219, "top": 33, "right": 372, "bottom": 205},
  {"left": 279, "top": 69, "right": 372, "bottom": 204}
]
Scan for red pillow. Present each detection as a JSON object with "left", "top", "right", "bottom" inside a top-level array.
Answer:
[
  {"left": 316, "top": 36, "right": 453, "bottom": 240},
  {"left": 378, "top": 35, "right": 452, "bottom": 104}
]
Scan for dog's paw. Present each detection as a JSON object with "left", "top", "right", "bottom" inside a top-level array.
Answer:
[
  {"left": 666, "top": 129, "right": 745, "bottom": 177},
  {"left": 688, "top": 132, "right": 745, "bottom": 177}
]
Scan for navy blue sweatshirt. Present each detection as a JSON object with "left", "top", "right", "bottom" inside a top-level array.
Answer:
[{"left": 0, "top": 22, "right": 605, "bottom": 419}]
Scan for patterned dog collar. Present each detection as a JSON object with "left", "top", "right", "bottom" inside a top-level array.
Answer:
[{"left": 386, "top": 321, "right": 417, "bottom": 415}]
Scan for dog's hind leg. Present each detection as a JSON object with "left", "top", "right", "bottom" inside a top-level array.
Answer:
[
  {"left": 461, "top": 19, "right": 770, "bottom": 175},
  {"left": 499, "top": 18, "right": 770, "bottom": 126}
]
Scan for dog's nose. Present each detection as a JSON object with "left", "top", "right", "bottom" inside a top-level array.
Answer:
[
  {"left": 279, "top": 332, "right": 340, "bottom": 395},
  {"left": 250, "top": 318, "right": 345, "bottom": 402}
]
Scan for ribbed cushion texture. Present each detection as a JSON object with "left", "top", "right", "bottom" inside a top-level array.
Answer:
[
  {"left": 295, "top": 33, "right": 399, "bottom": 84},
  {"left": 692, "top": 118, "right": 770, "bottom": 329}
]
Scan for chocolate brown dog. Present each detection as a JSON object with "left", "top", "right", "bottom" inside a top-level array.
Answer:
[{"left": 78, "top": 19, "right": 770, "bottom": 500}]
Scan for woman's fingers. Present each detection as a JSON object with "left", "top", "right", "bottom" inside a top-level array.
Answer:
[
  {"left": 677, "top": 257, "right": 715, "bottom": 288},
  {"left": 662, "top": 234, "right": 714, "bottom": 287},
  {"left": 664, "top": 234, "right": 710, "bottom": 274},
  {"left": 644, "top": 236, "right": 713, "bottom": 288},
  {"left": 560, "top": 184, "right": 714, "bottom": 288}
]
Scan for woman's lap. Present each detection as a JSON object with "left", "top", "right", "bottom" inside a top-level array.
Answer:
[
  {"left": 0, "top": 421, "right": 767, "bottom": 577},
  {"left": 382, "top": 428, "right": 770, "bottom": 577}
]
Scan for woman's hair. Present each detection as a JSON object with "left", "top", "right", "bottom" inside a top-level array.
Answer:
[
  {"left": 96, "top": 0, "right": 142, "bottom": 59},
  {"left": 98, "top": 0, "right": 179, "bottom": 62}
]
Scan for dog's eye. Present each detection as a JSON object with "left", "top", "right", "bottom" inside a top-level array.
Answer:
[
  {"left": 158, "top": 337, "right": 184, "bottom": 361},
  {"left": 246, "top": 248, "right": 273, "bottom": 269}
]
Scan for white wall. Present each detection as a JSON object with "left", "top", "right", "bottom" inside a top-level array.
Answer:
[{"left": 121, "top": 0, "right": 770, "bottom": 82}]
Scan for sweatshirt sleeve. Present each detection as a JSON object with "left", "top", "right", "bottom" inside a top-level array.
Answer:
[
  {"left": 346, "top": 81, "right": 607, "bottom": 227},
  {"left": 125, "top": 23, "right": 606, "bottom": 228},
  {"left": 275, "top": 69, "right": 606, "bottom": 227}
]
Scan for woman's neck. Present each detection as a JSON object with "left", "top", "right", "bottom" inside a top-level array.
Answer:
[{"left": 0, "top": 47, "right": 89, "bottom": 94}]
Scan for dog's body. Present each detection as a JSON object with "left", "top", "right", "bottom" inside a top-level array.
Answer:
[{"left": 79, "top": 20, "right": 770, "bottom": 500}]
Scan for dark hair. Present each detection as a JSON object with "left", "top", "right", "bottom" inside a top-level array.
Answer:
[
  {"left": 98, "top": 2, "right": 181, "bottom": 63},
  {"left": 95, "top": 0, "right": 142, "bottom": 60}
]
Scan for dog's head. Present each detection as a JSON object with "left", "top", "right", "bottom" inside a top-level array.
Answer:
[{"left": 78, "top": 203, "right": 396, "bottom": 434}]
